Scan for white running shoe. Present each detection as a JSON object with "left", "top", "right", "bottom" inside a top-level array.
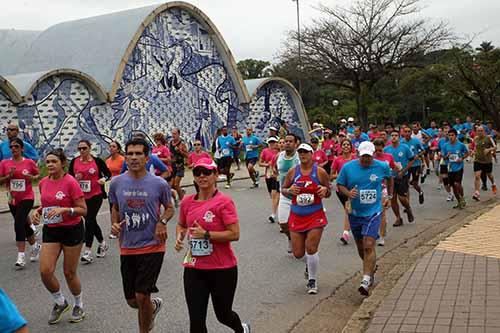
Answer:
[
  {"left": 108, "top": 234, "right": 117, "bottom": 239},
  {"left": 80, "top": 251, "right": 93, "bottom": 264},
  {"left": 358, "top": 278, "right": 370, "bottom": 296},
  {"left": 149, "top": 297, "right": 163, "bottom": 331},
  {"left": 96, "top": 242, "right": 109, "bottom": 258},
  {"left": 446, "top": 193, "right": 454, "bottom": 202},
  {"left": 287, "top": 240, "right": 292, "bottom": 254},
  {"left": 15, "top": 253, "right": 26, "bottom": 269},
  {"left": 377, "top": 237, "right": 385, "bottom": 246},
  {"left": 242, "top": 322, "right": 252, "bottom": 333},
  {"left": 307, "top": 279, "right": 318, "bottom": 294},
  {"left": 30, "top": 243, "right": 41, "bottom": 262}
]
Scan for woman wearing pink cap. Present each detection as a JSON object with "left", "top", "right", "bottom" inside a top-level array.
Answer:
[{"left": 175, "top": 157, "right": 250, "bottom": 333}]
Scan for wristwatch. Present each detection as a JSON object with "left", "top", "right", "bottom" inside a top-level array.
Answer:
[
  {"left": 160, "top": 218, "right": 168, "bottom": 226},
  {"left": 204, "top": 230, "right": 210, "bottom": 240}
]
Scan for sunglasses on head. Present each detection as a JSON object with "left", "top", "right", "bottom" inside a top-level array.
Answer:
[{"left": 193, "top": 168, "right": 214, "bottom": 177}]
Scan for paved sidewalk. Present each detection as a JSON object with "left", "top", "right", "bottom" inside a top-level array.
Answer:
[
  {"left": 0, "top": 164, "right": 261, "bottom": 213},
  {"left": 366, "top": 204, "right": 500, "bottom": 333}
]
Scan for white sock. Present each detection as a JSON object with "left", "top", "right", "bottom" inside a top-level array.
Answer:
[
  {"left": 270, "top": 213, "right": 275, "bottom": 219},
  {"left": 363, "top": 274, "right": 372, "bottom": 283},
  {"left": 30, "top": 224, "right": 36, "bottom": 231},
  {"left": 18, "top": 252, "right": 25, "bottom": 257},
  {"left": 74, "top": 293, "right": 83, "bottom": 308},
  {"left": 306, "top": 253, "right": 319, "bottom": 281},
  {"left": 52, "top": 291, "right": 66, "bottom": 306}
]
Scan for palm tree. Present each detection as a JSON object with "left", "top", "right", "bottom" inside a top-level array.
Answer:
[{"left": 476, "top": 41, "right": 495, "bottom": 53}]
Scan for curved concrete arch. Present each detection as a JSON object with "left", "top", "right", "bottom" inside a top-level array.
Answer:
[
  {"left": 245, "top": 77, "right": 311, "bottom": 140},
  {"left": 110, "top": 1, "right": 250, "bottom": 104},
  {"left": 0, "top": 75, "right": 22, "bottom": 103},
  {"left": 24, "top": 69, "right": 108, "bottom": 102}
]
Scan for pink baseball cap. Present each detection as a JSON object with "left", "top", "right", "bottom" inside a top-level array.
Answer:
[{"left": 193, "top": 157, "right": 217, "bottom": 170}]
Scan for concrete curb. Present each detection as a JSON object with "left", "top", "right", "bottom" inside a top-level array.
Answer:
[{"left": 341, "top": 199, "right": 500, "bottom": 333}]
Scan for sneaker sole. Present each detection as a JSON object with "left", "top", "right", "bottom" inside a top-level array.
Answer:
[
  {"left": 49, "top": 304, "right": 70, "bottom": 325},
  {"left": 358, "top": 286, "right": 369, "bottom": 296},
  {"left": 307, "top": 289, "right": 318, "bottom": 295},
  {"left": 340, "top": 237, "right": 348, "bottom": 245},
  {"left": 69, "top": 312, "right": 86, "bottom": 323},
  {"left": 15, "top": 264, "right": 25, "bottom": 270}
]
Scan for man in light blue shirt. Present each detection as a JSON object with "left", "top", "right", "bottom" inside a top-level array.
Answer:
[
  {"left": 384, "top": 130, "right": 416, "bottom": 226},
  {"left": 216, "top": 126, "right": 237, "bottom": 188},
  {"left": 0, "top": 288, "right": 28, "bottom": 333},
  {"left": 338, "top": 141, "right": 393, "bottom": 297},
  {"left": 0, "top": 123, "right": 39, "bottom": 161},
  {"left": 241, "top": 127, "right": 262, "bottom": 187},
  {"left": 402, "top": 126, "right": 425, "bottom": 204},
  {"left": 442, "top": 128, "right": 470, "bottom": 209}
]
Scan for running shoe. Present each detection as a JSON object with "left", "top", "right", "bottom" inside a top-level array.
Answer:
[
  {"left": 69, "top": 305, "right": 86, "bottom": 323},
  {"left": 446, "top": 193, "right": 454, "bottom": 202},
  {"left": 149, "top": 297, "right": 163, "bottom": 331},
  {"left": 407, "top": 209, "right": 415, "bottom": 223},
  {"left": 418, "top": 192, "right": 424, "bottom": 204},
  {"left": 358, "top": 278, "right": 370, "bottom": 296},
  {"left": 287, "top": 240, "right": 292, "bottom": 254},
  {"left": 393, "top": 218, "right": 403, "bottom": 227},
  {"left": 32, "top": 224, "right": 40, "bottom": 237},
  {"left": 254, "top": 171, "right": 260, "bottom": 184},
  {"left": 420, "top": 174, "right": 427, "bottom": 184},
  {"left": 15, "top": 253, "right": 25, "bottom": 269},
  {"left": 307, "top": 279, "right": 318, "bottom": 294},
  {"left": 48, "top": 301, "right": 70, "bottom": 325},
  {"left": 96, "top": 243, "right": 109, "bottom": 258},
  {"left": 460, "top": 198, "right": 466, "bottom": 209},
  {"left": 492, "top": 184, "right": 497, "bottom": 195},
  {"left": 340, "top": 231, "right": 350, "bottom": 245},
  {"left": 426, "top": 169, "right": 431, "bottom": 175},
  {"left": 268, "top": 215, "right": 276, "bottom": 224},
  {"left": 109, "top": 234, "right": 117, "bottom": 239},
  {"left": 224, "top": 183, "right": 231, "bottom": 189},
  {"left": 242, "top": 322, "right": 252, "bottom": 333},
  {"left": 377, "top": 237, "right": 385, "bottom": 246},
  {"left": 481, "top": 184, "right": 488, "bottom": 191},
  {"left": 472, "top": 192, "right": 480, "bottom": 201},
  {"left": 80, "top": 251, "right": 93, "bottom": 264},
  {"left": 30, "top": 243, "right": 41, "bottom": 262}
]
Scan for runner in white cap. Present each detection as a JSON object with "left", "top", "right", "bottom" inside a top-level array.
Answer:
[
  {"left": 259, "top": 136, "right": 280, "bottom": 223},
  {"left": 337, "top": 141, "right": 393, "bottom": 296}
]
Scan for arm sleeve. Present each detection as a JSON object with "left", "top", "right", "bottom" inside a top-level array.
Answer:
[
  {"left": 220, "top": 197, "right": 238, "bottom": 225},
  {"left": 68, "top": 158, "right": 75, "bottom": 176},
  {"left": 23, "top": 141, "right": 39, "bottom": 161},
  {"left": 152, "top": 155, "right": 167, "bottom": 172}
]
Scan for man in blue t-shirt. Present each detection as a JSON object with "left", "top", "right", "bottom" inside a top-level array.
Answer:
[
  {"left": 0, "top": 123, "right": 39, "bottom": 161},
  {"left": 241, "top": 127, "right": 262, "bottom": 188},
  {"left": 338, "top": 141, "right": 393, "bottom": 297},
  {"left": 442, "top": 128, "right": 470, "bottom": 209},
  {"left": 351, "top": 126, "right": 369, "bottom": 150},
  {"left": 216, "top": 126, "right": 237, "bottom": 188},
  {"left": 384, "top": 130, "right": 416, "bottom": 226},
  {"left": 0, "top": 288, "right": 28, "bottom": 333},
  {"left": 402, "top": 126, "right": 425, "bottom": 204}
]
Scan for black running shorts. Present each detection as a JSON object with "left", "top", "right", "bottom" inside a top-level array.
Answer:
[
  {"left": 42, "top": 220, "right": 84, "bottom": 247},
  {"left": 120, "top": 252, "right": 164, "bottom": 300}
]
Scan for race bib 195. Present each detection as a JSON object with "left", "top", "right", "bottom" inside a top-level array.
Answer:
[
  {"left": 79, "top": 180, "right": 91, "bottom": 192},
  {"left": 189, "top": 239, "right": 213, "bottom": 256},
  {"left": 360, "top": 189, "right": 377, "bottom": 204},
  {"left": 297, "top": 193, "right": 314, "bottom": 206},
  {"left": 42, "top": 206, "right": 63, "bottom": 225},
  {"left": 10, "top": 179, "right": 26, "bottom": 192}
]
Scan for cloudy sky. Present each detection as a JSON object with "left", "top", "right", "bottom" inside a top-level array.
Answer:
[{"left": 1, "top": 0, "right": 499, "bottom": 62}]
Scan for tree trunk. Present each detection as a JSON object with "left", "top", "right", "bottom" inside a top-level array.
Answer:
[{"left": 355, "top": 83, "right": 370, "bottom": 129}]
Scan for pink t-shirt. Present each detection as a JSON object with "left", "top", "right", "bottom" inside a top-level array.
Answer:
[
  {"left": 39, "top": 174, "right": 84, "bottom": 227},
  {"left": 0, "top": 158, "right": 38, "bottom": 205},
  {"left": 188, "top": 151, "right": 211, "bottom": 167},
  {"left": 322, "top": 139, "right": 336, "bottom": 160},
  {"left": 73, "top": 158, "right": 102, "bottom": 199},
  {"left": 260, "top": 148, "right": 279, "bottom": 178},
  {"left": 152, "top": 145, "right": 172, "bottom": 173},
  {"left": 179, "top": 191, "right": 238, "bottom": 270},
  {"left": 374, "top": 153, "right": 396, "bottom": 170},
  {"left": 313, "top": 150, "right": 328, "bottom": 165},
  {"left": 332, "top": 154, "right": 357, "bottom": 175},
  {"left": 369, "top": 131, "right": 381, "bottom": 140}
]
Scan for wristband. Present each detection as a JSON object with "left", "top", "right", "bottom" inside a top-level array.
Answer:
[{"left": 70, "top": 207, "right": 75, "bottom": 216}]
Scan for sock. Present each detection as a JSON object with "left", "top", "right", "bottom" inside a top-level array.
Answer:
[
  {"left": 363, "top": 274, "right": 372, "bottom": 283},
  {"left": 52, "top": 291, "right": 66, "bottom": 306},
  {"left": 74, "top": 293, "right": 83, "bottom": 308},
  {"left": 306, "top": 253, "right": 319, "bottom": 281}
]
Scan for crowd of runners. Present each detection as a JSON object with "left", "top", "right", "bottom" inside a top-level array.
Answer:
[{"left": 0, "top": 116, "right": 498, "bottom": 332}]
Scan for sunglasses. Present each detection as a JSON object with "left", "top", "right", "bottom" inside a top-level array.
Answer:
[
  {"left": 193, "top": 168, "right": 214, "bottom": 177},
  {"left": 6, "top": 128, "right": 17, "bottom": 131},
  {"left": 9, "top": 145, "right": 21, "bottom": 149},
  {"left": 78, "top": 147, "right": 89, "bottom": 151},
  {"left": 193, "top": 143, "right": 201, "bottom": 146}
]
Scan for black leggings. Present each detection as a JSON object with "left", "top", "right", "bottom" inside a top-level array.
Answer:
[
  {"left": 84, "top": 194, "right": 104, "bottom": 248},
  {"left": 184, "top": 266, "right": 243, "bottom": 333},
  {"left": 9, "top": 200, "right": 34, "bottom": 242}
]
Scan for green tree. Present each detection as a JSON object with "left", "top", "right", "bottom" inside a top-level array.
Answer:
[
  {"left": 280, "top": 0, "right": 451, "bottom": 128},
  {"left": 237, "top": 59, "right": 272, "bottom": 79}
]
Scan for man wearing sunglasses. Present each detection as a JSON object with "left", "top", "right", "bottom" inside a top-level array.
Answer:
[{"left": 0, "top": 124, "right": 39, "bottom": 161}]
